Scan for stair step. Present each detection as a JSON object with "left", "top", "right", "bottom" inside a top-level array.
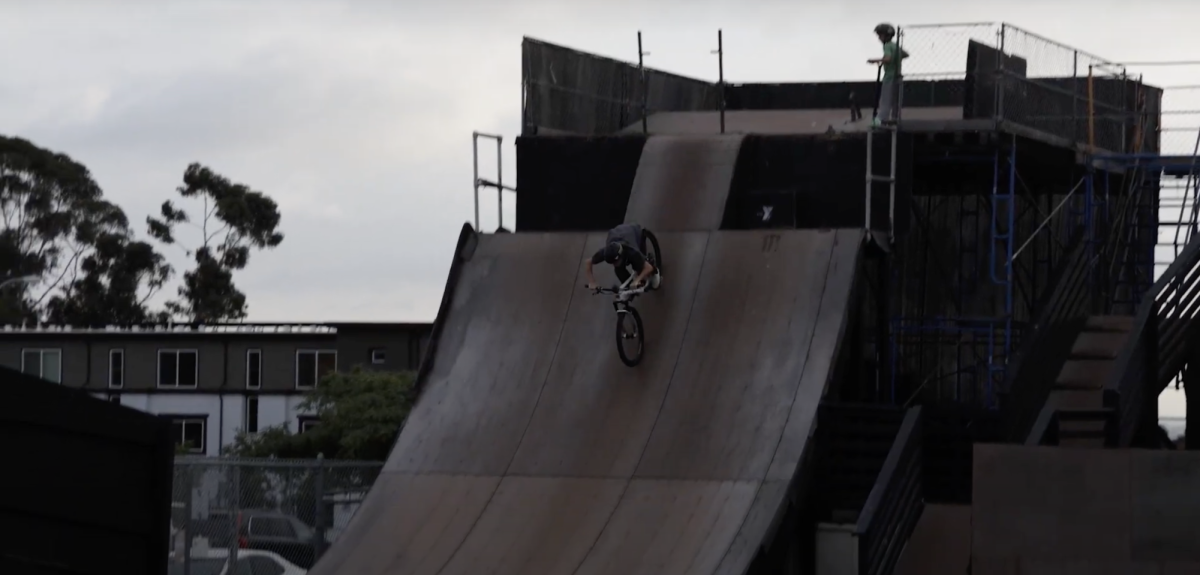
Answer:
[
  {"left": 1085, "top": 315, "right": 1135, "bottom": 332},
  {"left": 1070, "top": 331, "right": 1129, "bottom": 359},
  {"left": 1055, "top": 360, "right": 1113, "bottom": 389}
]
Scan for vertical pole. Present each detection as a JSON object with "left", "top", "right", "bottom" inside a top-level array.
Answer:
[
  {"left": 472, "top": 133, "right": 480, "bottom": 230},
  {"left": 1073, "top": 51, "right": 1080, "bottom": 143},
  {"left": 718, "top": 29, "right": 725, "bottom": 134},
  {"left": 313, "top": 454, "right": 327, "bottom": 561},
  {"left": 229, "top": 463, "right": 241, "bottom": 566},
  {"left": 638, "top": 31, "right": 648, "bottom": 135},
  {"left": 896, "top": 27, "right": 905, "bottom": 123},
  {"left": 496, "top": 137, "right": 503, "bottom": 231},
  {"left": 182, "top": 466, "right": 193, "bottom": 575},
  {"left": 1088, "top": 65, "right": 1097, "bottom": 153},
  {"left": 997, "top": 24, "right": 1007, "bottom": 122},
  {"left": 865, "top": 131, "right": 874, "bottom": 230}
]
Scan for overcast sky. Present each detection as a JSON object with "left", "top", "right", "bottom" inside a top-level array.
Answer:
[{"left": 2, "top": 1, "right": 1196, "bottom": 411}]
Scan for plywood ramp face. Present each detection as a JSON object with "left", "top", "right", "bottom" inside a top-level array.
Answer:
[
  {"left": 306, "top": 473, "right": 499, "bottom": 575},
  {"left": 438, "top": 477, "right": 627, "bottom": 575},
  {"left": 313, "top": 229, "right": 864, "bottom": 575},
  {"left": 573, "top": 480, "right": 760, "bottom": 575},
  {"left": 623, "top": 135, "right": 744, "bottom": 231},
  {"left": 384, "top": 233, "right": 588, "bottom": 475},
  {"left": 635, "top": 230, "right": 841, "bottom": 481},
  {"left": 507, "top": 232, "right": 710, "bottom": 478}
]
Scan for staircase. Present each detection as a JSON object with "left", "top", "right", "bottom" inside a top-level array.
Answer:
[
  {"left": 815, "top": 403, "right": 907, "bottom": 524},
  {"left": 1047, "top": 315, "right": 1134, "bottom": 446}
]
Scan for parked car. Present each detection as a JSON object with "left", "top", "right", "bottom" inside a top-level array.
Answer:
[
  {"left": 167, "top": 548, "right": 306, "bottom": 575},
  {"left": 188, "top": 509, "right": 318, "bottom": 569}
]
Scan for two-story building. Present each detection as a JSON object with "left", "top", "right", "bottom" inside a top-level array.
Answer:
[{"left": 0, "top": 322, "right": 431, "bottom": 456}]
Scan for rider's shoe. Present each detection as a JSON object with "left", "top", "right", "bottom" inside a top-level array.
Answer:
[{"left": 650, "top": 271, "right": 661, "bottom": 290}]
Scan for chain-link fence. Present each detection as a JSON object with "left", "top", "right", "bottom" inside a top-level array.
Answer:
[
  {"left": 169, "top": 456, "right": 383, "bottom": 574},
  {"left": 899, "top": 23, "right": 1134, "bottom": 151}
]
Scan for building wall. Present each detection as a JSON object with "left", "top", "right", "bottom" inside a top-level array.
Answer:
[{"left": 4, "top": 323, "right": 432, "bottom": 457}]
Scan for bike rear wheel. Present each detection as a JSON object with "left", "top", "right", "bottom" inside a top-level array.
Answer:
[
  {"left": 615, "top": 306, "right": 645, "bottom": 367},
  {"left": 644, "top": 230, "right": 664, "bottom": 276}
]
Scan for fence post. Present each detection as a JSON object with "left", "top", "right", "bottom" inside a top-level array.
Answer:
[
  {"left": 230, "top": 461, "right": 241, "bottom": 566},
  {"left": 638, "top": 31, "right": 648, "bottom": 134},
  {"left": 313, "top": 454, "right": 328, "bottom": 561},
  {"left": 182, "top": 465, "right": 193, "bottom": 575},
  {"left": 1073, "top": 51, "right": 1080, "bottom": 143}
]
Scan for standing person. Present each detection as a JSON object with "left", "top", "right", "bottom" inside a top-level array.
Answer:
[{"left": 868, "top": 23, "right": 909, "bottom": 127}]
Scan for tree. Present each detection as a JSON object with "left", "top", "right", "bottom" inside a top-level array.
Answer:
[
  {"left": 0, "top": 136, "right": 169, "bottom": 324},
  {"left": 148, "top": 163, "right": 284, "bottom": 323},
  {"left": 229, "top": 367, "right": 417, "bottom": 461}
]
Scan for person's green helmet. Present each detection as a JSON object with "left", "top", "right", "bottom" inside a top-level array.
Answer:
[{"left": 874, "top": 23, "right": 896, "bottom": 38}]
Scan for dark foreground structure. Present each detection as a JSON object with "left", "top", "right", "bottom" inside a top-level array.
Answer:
[
  {"left": 320, "top": 22, "right": 1200, "bottom": 575},
  {"left": 0, "top": 367, "right": 175, "bottom": 575}
]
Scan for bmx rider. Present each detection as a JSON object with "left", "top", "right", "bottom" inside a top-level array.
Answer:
[{"left": 584, "top": 223, "right": 661, "bottom": 292}]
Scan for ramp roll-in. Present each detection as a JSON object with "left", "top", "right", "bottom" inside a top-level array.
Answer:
[
  {"left": 310, "top": 228, "right": 861, "bottom": 575},
  {"left": 623, "top": 135, "right": 745, "bottom": 231}
]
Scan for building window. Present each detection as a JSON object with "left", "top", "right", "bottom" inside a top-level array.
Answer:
[
  {"left": 158, "top": 350, "right": 198, "bottom": 388},
  {"left": 246, "top": 349, "right": 262, "bottom": 390},
  {"left": 168, "top": 416, "right": 206, "bottom": 454},
  {"left": 21, "top": 348, "right": 62, "bottom": 383},
  {"left": 295, "top": 350, "right": 336, "bottom": 389},
  {"left": 298, "top": 416, "right": 320, "bottom": 434},
  {"left": 369, "top": 348, "right": 386, "bottom": 365},
  {"left": 109, "top": 349, "right": 124, "bottom": 388},
  {"left": 244, "top": 396, "right": 259, "bottom": 434}
]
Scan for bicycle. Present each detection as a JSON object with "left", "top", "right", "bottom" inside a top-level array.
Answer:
[
  {"left": 591, "top": 281, "right": 649, "bottom": 367},
  {"left": 587, "top": 229, "right": 664, "bottom": 367}
]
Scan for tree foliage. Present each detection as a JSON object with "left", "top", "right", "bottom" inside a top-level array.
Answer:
[
  {"left": 229, "top": 367, "right": 417, "bottom": 461},
  {"left": 0, "top": 136, "right": 282, "bottom": 325},
  {"left": 147, "top": 163, "right": 284, "bottom": 323},
  {"left": 0, "top": 136, "right": 172, "bottom": 324}
]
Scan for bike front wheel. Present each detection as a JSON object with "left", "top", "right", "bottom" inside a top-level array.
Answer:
[{"left": 615, "top": 307, "right": 645, "bottom": 367}]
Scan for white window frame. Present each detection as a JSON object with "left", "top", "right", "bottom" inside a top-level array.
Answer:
[
  {"left": 244, "top": 395, "right": 259, "bottom": 434},
  {"left": 298, "top": 416, "right": 320, "bottom": 434},
  {"left": 246, "top": 349, "right": 262, "bottom": 390},
  {"left": 370, "top": 348, "right": 386, "bottom": 365},
  {"left": 108, "top": 349, "right": 125, "bottom": 389},
  {"left": 21, "top": 348, "right": 62, "bottom": 384},
  {"left": 157, "top": 349, "right": 199, "bottom": 389},
  {"left": 169, "top": 416, "right": 207, "bottom": 454},
  {"left": 295, "top": 349, "right": 337, "bottom": 390}
]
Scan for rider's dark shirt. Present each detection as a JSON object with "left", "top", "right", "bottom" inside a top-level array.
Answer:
[{"left": 591, "top": 245, "right": 646, "bottom": 272}]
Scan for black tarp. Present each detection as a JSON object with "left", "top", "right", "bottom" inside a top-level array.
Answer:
[
  {"left": 0, "top": 367, "right": 174, "bottom": 575},
  {"left": 515, "top": 135, "right": 646, "bottom": 231},
  {"left": 724, "top": 134, "right": 913, "bottom": 234},
  {"left": 724, "top": 79, "right": 965, "bottom": 111}
]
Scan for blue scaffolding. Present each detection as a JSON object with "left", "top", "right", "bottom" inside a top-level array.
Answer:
[{"left": 885, "top": 23, "right": 1199, "bottom": 409}]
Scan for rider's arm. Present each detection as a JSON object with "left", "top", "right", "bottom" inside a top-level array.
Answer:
[
  {"left": 585, "top": 259, "right": 597, "bottom": 285},
  {"left": 631, "top": 251, "right": 654, "bottom": 285}
]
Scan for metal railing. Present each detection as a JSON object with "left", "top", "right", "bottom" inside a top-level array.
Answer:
[
  {"left": 899, "top": 23, "right": 1132, "bottom": 152},
  {"left": 854, "top": 406, "right": 924, "bottom": 575},
  {"left": 1108, "top": 230, "right": 1200, "bottom": 445},
  {"left": 170, "top": 457, "right": 382, "bottom": 572}
]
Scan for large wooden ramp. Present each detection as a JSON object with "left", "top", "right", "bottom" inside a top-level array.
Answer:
[{"left": 310, "top": 228, "right": 861, "bottom": 575}]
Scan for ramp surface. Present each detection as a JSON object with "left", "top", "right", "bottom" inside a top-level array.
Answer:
[
  {"left": 623, "top": 135, "right": 744, "bottom": 231},
  {"left": 311, "top": 228, "right": 861, "bottom": 575}
]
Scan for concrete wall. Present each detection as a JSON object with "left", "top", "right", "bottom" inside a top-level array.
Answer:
[{"left": 973, "top": 444, "right": 1200, "bottom": 574}]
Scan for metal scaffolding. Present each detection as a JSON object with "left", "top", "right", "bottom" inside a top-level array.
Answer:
[{"left": 886, "top": 23, "right": 1200, "bottom": 409}]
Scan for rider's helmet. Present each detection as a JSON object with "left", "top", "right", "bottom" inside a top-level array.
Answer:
[
  {"left": 602, "top": 242, "right": 624, "bottom": 264},
  {"left": 874, "top": 23, "right": 896, "bottom": 39}
]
